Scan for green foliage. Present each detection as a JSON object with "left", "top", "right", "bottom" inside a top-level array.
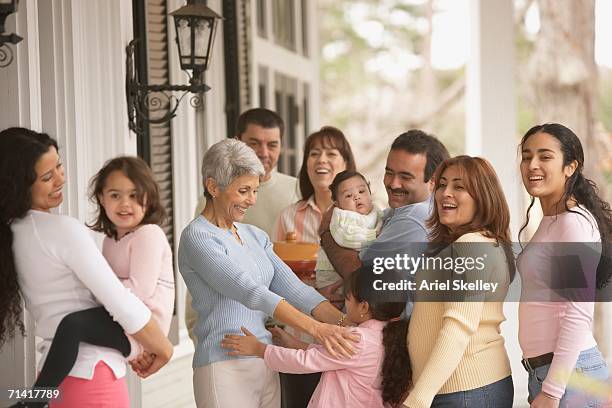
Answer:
[
  {"left": 318, "top": 0, "right": 466, "bottom": 161},
  {"left": 517, "top": 94, "right": 536, "bottom": 139},
  {"left": 319, "top": 0, "right": 426, "bottom": 96},
  {"left": 318, "top": 0, "right": 610, "bottom": 197}
]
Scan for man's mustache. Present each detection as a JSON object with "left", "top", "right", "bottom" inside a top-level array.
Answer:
[{"left": 387, "top": 188, "right": 409, "bottom": 195}]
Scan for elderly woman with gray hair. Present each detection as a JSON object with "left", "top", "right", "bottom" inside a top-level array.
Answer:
[{"left": 178, "top": 139, "right": 357, "bottom": 408}]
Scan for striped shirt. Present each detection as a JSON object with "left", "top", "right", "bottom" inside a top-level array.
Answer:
[
  {"left": 272, "top": 196, "right": 323, "bottom": 243},
  {"left": 178, "top": 215, "right": 325, "bottom": 367}
]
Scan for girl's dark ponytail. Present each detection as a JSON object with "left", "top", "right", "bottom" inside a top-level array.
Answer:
[
  {"left": 345, "top": 267, "right": 412, "bottom": 406},
  {"left": 381, "top": 319, "right": 411, "bottom": 407},
  {"left": 571, "top": 172, "right": 612, "bottom": 288}
]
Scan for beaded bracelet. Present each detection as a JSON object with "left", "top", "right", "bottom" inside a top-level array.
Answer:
[{"left": 336, "top": 313, "right": 348, "bottom": 326}]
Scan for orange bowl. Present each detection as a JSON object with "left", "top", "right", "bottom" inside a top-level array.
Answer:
[
  {"left": 273, "top": 240, "right": 319, "bottom": 281},
  {"left": 273, "top": 241, "right": 319, "bottom": 262}
]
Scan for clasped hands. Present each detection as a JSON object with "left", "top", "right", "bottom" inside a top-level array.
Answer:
[{"left": 129, "top": 350, "right": 168, "bottom": 378}]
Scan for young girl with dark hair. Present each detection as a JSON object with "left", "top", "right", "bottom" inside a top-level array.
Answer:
[
  {"left": 518, "top": 123, "right": 610, "bottom": 407},
  {"left": 221, "top": 265, "right": 412, "bottom": 407},
  {"left": 0, "top": 128, "right": 172, "bottom": 408},
  {"left": 272, "top": 126, "right": 357, "bottom": 373},
  {"left": 26, "top": 156, "right": 175, "bottom": 395}
]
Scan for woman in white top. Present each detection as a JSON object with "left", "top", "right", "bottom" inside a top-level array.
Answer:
[{"left": 0, "top": 127, "right": 173, "bottom": 408}]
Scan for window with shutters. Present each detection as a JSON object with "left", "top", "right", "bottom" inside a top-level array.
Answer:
[
  {"left": 256, "top": 0, "right": 267, "bottom": 38},
  {"left": 132, "top": 0, "right": 175, "bottom": 248},
  {"left": 303, "top": 83, "right": 310, "bottom": 138},
  {"left": 225, "top": 0, "right": 317, "bottom": 178},
  {"left": 300, "top": 0, "right": 308, "bottom": 56},
  {"left": 258, "top": 65, "right": 269, "bottom": 108},
  {"left": 275, "top": 73, "right": 299, "bottom": 176},
  {"left": 224, "top": 0, "right": 252, "bottom": 138},
  {"left": 272, "top": 0, "right": 296, "bottom": 51}
]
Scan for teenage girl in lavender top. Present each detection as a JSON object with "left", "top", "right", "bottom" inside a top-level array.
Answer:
[{"left": 517, "top": 123, "right": 610, "bottom": 407}]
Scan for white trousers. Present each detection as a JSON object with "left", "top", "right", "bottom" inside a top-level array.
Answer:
[{"left": 193, "top": 358, "right": 281, "bottom": 408}]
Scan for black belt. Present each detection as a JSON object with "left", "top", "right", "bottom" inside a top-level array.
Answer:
[{"left": 521, "top": 352, "right": 554, "bottom": 371}]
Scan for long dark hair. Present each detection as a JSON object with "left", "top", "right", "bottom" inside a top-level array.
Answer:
[
  {"left": 519, "top": 123, "right": 612, "bottom": 288},
  {"left": 0, "top": 127, "right": 59, "bottom": 346},
  {"left": 88, "top": 156, "right": 166, "bottom": 239},
  {"left": 298, "top": 126, "right": 356, "bottom": 200},
  {"left": 428, "top": 156, "right": 516, "bottom": 280},
  {"left": 345, "top": 267, "right": 411, "bottom": 406}
]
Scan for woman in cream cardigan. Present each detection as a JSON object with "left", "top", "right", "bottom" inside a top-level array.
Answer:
[{"left": 404, "top": 156, "right": 514, "bottom": 408}]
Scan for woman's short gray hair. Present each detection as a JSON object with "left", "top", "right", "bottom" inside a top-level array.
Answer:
[{"left": 201, "top": 138, "right": 264, "bottom": 199}]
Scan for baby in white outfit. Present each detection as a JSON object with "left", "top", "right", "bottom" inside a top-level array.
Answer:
[{"left": 316, "top": 170, "right": 382, "bottom": 303}]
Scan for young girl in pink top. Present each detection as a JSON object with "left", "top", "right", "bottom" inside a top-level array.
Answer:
[
  {"left": 29, "top": 156, "right": 174, "bottom": 401},
  {"left": 222, "top": 265, "right": 412, "bottom": 408},
  {"left": 518, "top": 123, "right": 610, "bottom": 407}
]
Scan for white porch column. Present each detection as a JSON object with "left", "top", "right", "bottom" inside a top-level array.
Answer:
[
  {"left": 37, "top": 0, "right": 136, "bottom": 221},
  {"left": 1, "top": 0, "right": 137, "bottom": 405},
  {"left": 200, "top": 0, "right": 227, "bottom": 150},
  {"left": 0, "top": 0, "right": 41, "bottom": 129},
  {"left": 466, "top": 1, "right": 527, "bottom": 407},
  {"left": 0, "top": 1, "right": 41, "bottom": 403},
  {"left": 466, "top": 0, "right": 521, "bottom": 233}
]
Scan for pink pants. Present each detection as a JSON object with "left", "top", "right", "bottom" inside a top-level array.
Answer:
[{"left": 50, "top": 361, "right": 130, "bottom": 408}]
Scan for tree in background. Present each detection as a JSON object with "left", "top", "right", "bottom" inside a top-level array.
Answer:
[
  {"left": 521, "top": 0, "right": 612, "bottom": 366},
  {"left": 524, "top": 0, "right": 610, "bottom": 197},
  {"left": 318, "top": 0, "right": 465, "bottom": 203},
  {"left": 319, "top": 0, "right": 610, "bottom": 198},
  {"left": 516, "top": 0, "right": 611, "bottom": 197}
]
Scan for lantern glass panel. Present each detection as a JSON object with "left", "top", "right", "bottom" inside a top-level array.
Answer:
[
  {"left": 176, "top": 17, "right": 192, "bottom": 67},
  {"left": 194, "top": 18, "right": 212, "bottom": 66}
]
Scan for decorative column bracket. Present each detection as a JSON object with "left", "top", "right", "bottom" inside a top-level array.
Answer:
[
  {"left": 125, "top": 39, "right": 210, "bottom": 136},
  {"left": 0, "top": 0, "right": 23, "bottom": 68}
]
